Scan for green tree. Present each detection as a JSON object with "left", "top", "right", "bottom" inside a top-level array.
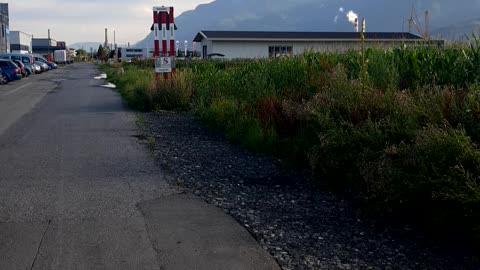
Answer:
[
  {"left": 76, "top": 49, "right": 87, "bottom": 57},
  {"left": 97, "top": 45, "right": 104, "bottom": 59},
  {"left": 96, "top": 45, "right": 109, "bottom": 61}
]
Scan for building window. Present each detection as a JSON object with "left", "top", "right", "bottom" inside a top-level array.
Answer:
[{"left": 268, "top": 46, "right": 293, "bottom": 58}]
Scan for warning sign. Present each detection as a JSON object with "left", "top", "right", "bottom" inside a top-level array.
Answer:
[{"left": 155, "top": 57, "right": 174, "bottom": 73}]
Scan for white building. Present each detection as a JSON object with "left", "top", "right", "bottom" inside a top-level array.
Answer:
[
  {"left": 120, "top": 47, "right": 154, "bottom": 61},
  {"left": 10, "top": 31, "right": 32, "bottom": 54},
  {"left": 68, "top": 48, "right": 77, "bottom": 58},
  {"left": 193, "top": 31, "right": 439, "bottom": 59}
]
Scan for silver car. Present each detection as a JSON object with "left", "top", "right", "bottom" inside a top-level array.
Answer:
[
  {"left": 32, "top": 63, "right": 42, "bottom": 74},
  {"left": 36, "top": 62, "right": 49, "bottom": 72}
]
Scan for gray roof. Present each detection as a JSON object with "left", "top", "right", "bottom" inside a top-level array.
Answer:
[{"left": 194, "top": 31, "right": 424, "bottom": 42}]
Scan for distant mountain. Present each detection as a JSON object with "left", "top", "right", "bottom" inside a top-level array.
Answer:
[
  {"left": 134, "top": 0, "right": 480, "bottom": 48},
  {"left": 432, "top": 18, "right": 480, "bottom": 41},
  {"left": 69, "top": 42, "right": 102, "bottom": 51}
]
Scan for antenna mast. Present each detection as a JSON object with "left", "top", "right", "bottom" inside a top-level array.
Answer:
[{"left": 407, "top": 2, "right": 426, "bottom": 39}]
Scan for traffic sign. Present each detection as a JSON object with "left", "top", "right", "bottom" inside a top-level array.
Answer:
[{"left": 155, "top": 57, "right": 174, "bottom": 73}]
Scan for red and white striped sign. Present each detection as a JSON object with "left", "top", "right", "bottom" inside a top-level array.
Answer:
[{"left": 153, "top": 6, "right": 176, "bottom": 78}]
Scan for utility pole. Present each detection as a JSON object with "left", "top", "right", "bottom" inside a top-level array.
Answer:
[{"left": 48, "top": 29, "right": 51, "bottom": 61}]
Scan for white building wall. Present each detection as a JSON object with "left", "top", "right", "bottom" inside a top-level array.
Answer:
[
  {"left": 211, "top": 41, "right": 270, "bottom": 59},
  {"left": 120, "top": 48, "right": 154, "bottom": 61},
  {"left": 10, "top": 31, "right": 32, "bottom": 54},
  {"left": 203, "top": 40, "right": 419, "bottom": 59}
]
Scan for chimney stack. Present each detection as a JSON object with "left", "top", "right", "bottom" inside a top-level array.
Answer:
[
  {"left": 425, "top": 10, "right": 430, "bottom": 41},
  {"left": 354, "top": 18, "right": 359, "bottom": 32},
  {"left": 104, "top": 28, "right": 108, "bottom": 49},
  {"left": 362, "top": 18, "right": 366, "bottom": 33}
]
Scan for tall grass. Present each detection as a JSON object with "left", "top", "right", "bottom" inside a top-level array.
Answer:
[{"left": 101, "top": 41, "right": 480, "bottom": 250}]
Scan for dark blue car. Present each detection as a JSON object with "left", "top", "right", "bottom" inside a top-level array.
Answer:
[
  {"left": 0, "top": 59, "right": 22, "bottom": 84},
  {"left": 34, "top": 56, "right": 57, "bottom": 70}
]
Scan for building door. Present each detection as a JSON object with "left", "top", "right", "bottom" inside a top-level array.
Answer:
[{"left": 202, "top": 45, "right": 207, "bottom": 59}]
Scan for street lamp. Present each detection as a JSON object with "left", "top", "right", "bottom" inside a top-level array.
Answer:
[
  {"left": 184, "top": 40, "right": 188, "bottom": 58},
  {"left": 176, "top": 40, "right": 179, "bottom": 57}
]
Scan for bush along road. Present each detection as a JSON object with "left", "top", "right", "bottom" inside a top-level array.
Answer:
[{"left": 102, "top": 41, "right": 480, "bottom": 269}]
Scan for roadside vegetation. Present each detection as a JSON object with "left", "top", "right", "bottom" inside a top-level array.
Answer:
[{"left": 101, "top": 37, "right": 480, "bottom": 251}]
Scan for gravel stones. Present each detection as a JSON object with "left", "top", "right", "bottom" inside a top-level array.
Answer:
[{"left": 142, "top": 111, "right": 479, "bottom": 270}]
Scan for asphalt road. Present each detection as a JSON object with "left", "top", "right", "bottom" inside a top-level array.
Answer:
[
  {"left": 0, "top": 63, "right": 279, "bottom": 270},
  {"left": 0, "top": 68, "right": 60, "bottom": 135}
]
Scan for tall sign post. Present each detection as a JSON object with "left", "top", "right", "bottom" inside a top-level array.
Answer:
[
  {"left": 153, "top": 6, "right": 175, "bottom": 82},
  {"left": 169, "top": 7, "right": 176, "bottom": 78}
]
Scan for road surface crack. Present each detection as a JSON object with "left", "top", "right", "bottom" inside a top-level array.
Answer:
[{"left": 29, "top": 220, "right": 52, "bottom": 270}]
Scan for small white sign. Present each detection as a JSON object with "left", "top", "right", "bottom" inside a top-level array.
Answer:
[
  {"left": 155, "top": 57, "right": 173, "bottom": 73},
  {"left": 153, "top": 6, "right": 170, "bottom": 12}
]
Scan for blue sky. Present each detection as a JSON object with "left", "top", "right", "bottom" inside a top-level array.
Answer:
[{"left": 6, "top": 0, "right": 213, "bottom": 45}]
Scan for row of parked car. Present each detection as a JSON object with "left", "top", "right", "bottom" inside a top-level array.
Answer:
[{"left": 0, "top": 53, "right": 58, "bottom": 85}]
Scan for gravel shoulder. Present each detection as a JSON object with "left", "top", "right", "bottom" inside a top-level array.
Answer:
[{"left": 142, "top": 111, "right": 479, "bottom": 270}]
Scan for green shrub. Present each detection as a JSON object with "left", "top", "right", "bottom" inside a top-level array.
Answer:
[
  {"left": 151, "top": 71, "right": 193, "bottom": 111},
  {"left": 200, "top": 97, "right": 278, "bottom": 152},
  {"left": 359, "top": 126, "right": 480, "bottom": 245},
  {"left": 99, "top": 42, "right": 480, "bottom": 250},
  {"left": 115, "top": 68, "right": 154, "bottom": 111}
]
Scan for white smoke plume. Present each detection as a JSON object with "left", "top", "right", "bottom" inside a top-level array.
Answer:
[
  {"left": 334, "top": 6, "right": 344, "bottom": 24},
  {"left": 346, "top": 10, "right": 358, "bottom": 25}
]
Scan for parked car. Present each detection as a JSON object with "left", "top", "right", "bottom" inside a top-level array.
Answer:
[
  {"left": 39, "top": 60, "right": 57, "bottom": 69},
  {"left": 35, "top": 58, "right": 56, "bottom": 70},
  {"left": 32, "top": 63, "right": 42, "bottom": 74},
  {"left": 0, "top": 53, "right": 34, "bottom": 77},
  {"left": 47, "top": 61, "right": 57, "bottom": 69},
  {"left": 36, "top": 61, "right": 49, "bottom": 72},
  {"left": 34, "top": 55, "right": 51, "bottom": 69},
  {"left": 12, "top": 60, "right": 27, "bottom": 77},
  {"left": 0, "top": 59, "right": 22, "bottom": 84}
]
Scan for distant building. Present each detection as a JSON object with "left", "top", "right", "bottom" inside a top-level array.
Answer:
[
  {"left": 10, "top": 31, "right": 33, "bottom": 54},
  {"left": 193, "top": 31, "right": 443, "bottom": 59},
  {"left": 68, "top": 48, "right": 76, "bottom": 58},
  {"left": 32, "top": 38, "right": 58, "bottom": 59},
  {"left": 0, "top": 3, "right": 9, "bottom": 53},
  {"left": 57, "top": 41, "right": 67, "bottom": 50},
  {"left": 32, "top": 38, "right": 73, "bottom": 61},
  {"left": 120, "top": 47, "right": 154, "bottom": 61}
]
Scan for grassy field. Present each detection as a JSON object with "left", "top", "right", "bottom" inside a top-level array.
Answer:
[{"left": 101, "top": 38, "right": 480, "bottom": 251}]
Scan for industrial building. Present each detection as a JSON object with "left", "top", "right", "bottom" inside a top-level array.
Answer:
[
  {"left": 32, "top": 38, "right": 67, "bottom": 60},
  {"left": 10, "top": 31, "right": 32, "bottom": 54},
  {"left": 120, "top": 47, "right": 154, "bottom": 61},
  {"left": 193, "top": 31, "right": 438, "bottom": 59},
  {"left": 32, "top": 38, "right": 57, "bottom": 53},
  {"left": 0, "top": 3, "right": 9, "bottom": 53}
]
